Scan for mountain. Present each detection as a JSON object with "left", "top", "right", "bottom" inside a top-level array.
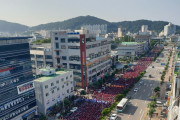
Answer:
[
  {"left": 31, "top": 16, "right": 180, "bottom": 34},
  {"left": 1, "top": 16, "right": 180, "bottom": 34},
  {"left": 0, "top": 20, "right": 29, "bottom": 33}
]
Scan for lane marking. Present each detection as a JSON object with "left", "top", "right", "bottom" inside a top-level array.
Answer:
[
  {"left": 140, "top": 111, "right": 145, "bottom": 120},
  {"left": 139, "top": 109, "right": 142, "bottom": 114}
]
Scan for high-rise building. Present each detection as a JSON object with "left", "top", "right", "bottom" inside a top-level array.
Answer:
[
  {"left": 51, "top": 30, "right": 112, "bottom": 88},
  {"left": 141, "top": 25, "right": 148, "bottom": 32},
  {"left": 0, "top": 37, "right": 37, "bottom": 120},
  {"left": 118, "top": 28, "right": 126, "bottom": 37},
  {"left": 164, "top": 23, "right": 176, "bottom": 36}
]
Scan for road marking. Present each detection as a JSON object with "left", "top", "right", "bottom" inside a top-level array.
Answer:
[
  {"left": 135, "top": 103, "right": 137, "bottom": 106},
  {"left": 140, "top": 111, "right": 145, "bottom": 120},
  {"left": 139, "top": 109, "right": 142, "bottom": 114}
]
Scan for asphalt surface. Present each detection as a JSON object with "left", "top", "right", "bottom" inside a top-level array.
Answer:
[{"left": 111, "top": 46, "right": 172, "bottom": 120}]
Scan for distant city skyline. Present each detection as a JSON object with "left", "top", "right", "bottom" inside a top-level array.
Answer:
[{"left": 0, "top": 0, "right": 180, "bottom": 26}]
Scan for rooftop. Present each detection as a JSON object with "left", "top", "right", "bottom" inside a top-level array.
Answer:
[
  {"left": 0, "top": 36, "right": 32, "bottom": 40},
  {"left": 34, "top": 70, "right": 69, "bottom": 82},
  {"left": 121, "top": 42, "right": 138, "bottom": 46}
]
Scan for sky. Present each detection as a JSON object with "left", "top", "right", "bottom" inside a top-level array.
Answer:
[{"left": 0, "top": 0, "right": 179, "bottom": 26}]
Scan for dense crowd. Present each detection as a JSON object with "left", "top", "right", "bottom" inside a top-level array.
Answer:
[{"left": 62, "top": 46, "right": 163, "bottom": 120}]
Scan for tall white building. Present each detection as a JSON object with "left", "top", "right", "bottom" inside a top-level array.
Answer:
[
  {"left": 51, "top": 30, "right": 111, "bottom": 88},
  {"left": 164, "top": 23, "right": 176, "bottom": 36},
  {"left": 81, "top": 24, "right": 107, "bottom": 36},
  {"left": 141, "top": 25, "right": 148, "bottom": 32},
  {"left": 118, "top": 28, "right": 126, "bottom": 37},
  {"left": 34, "top": 68, "right": 74, "bottom": 114}
]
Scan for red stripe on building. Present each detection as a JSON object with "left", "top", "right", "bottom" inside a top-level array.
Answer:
[{"left": 0, "top": 67, "right": 14, "bottom": 73}]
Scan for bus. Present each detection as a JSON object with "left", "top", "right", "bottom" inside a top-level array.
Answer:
[{"left": 116, "top": 98, "right": 129, "bottom": 112}]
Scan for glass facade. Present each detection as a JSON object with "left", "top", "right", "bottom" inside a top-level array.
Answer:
[{"left": 0, "top": 38, "right": 36, "bottom": 120}]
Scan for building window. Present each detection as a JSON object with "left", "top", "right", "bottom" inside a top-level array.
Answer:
[
  {"left": 66, "top": 76, "right": 68, "bottom": 79},
  {"left": 56, "top": 51, "right": 59, "bottom": 55},
  {"left": 70, "top": 75, "right": 72, "bottom": 78},
  {"left": 56, "top": 80, "right": 59, "bottom": 84},
  {"left": 62, "top": 85, "right": 64, "bottom": 88},
  {"left": 45, "top": 55, "right": 52, "bottom": 59},
  {"left": 46, "top": 93, "right": 49, "bottom": 96},
  {"left": 67, "top": 89, "right": 69, "bottom": 93},
  {"left": 55, "top": 37, "right": 58, "bottom": 40},
  {"left": 51, "top": 83, "right": 54, "bottom": 86},
  {"left": 45, "top": 85, "right": 48, "bottom": 89},
  {"left": 61, "top": 38, "right": 66, "bottom": 43},
  {"left": 61, "top": 45, "right": 66, "bottom": 49},
  {"left": 57, "top": 58, "right": 60, "bottom": 64},
  {"left": 52, "top": 90, "right": 54, "bottom": 94},
  {"left": 66, "top": 83, "right": 68, "bottom": 86},
  {"left": 71, "top": 87, "right": 73, "bottom": 91},
  {"left": 62, "top": 56, "right": 67, "bottom": 60},
  {"left": 61, "top": 78, "right": 64, "bottom": 81},
  {"left": 55, "top": 43, "right": 59, "bottom": 49},
  {"left": 71, "top": 81, "right": 73, "bottom": 84},
  {"left": 57, "top": 87, "right": 60, "bottom": 91}
]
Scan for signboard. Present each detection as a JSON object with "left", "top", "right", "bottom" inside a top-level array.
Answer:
[{"left": 17, "top": 81, "right": 34, "bottom": 94}]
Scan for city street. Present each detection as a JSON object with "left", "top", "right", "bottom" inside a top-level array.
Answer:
[{"left": 111, "top": 46, "right": 172, "bottom": 120}]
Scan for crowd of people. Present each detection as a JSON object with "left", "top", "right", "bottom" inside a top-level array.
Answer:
[{"left": 62, "top": 46, "right": 163, "bottom": 120}]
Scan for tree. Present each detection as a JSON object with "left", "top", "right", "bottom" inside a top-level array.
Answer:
[
  {"left": 101, "top": 108, "right": 111, "bottom": 116},
  {"left": 154, "top": 86, "right": 160, "bottom": 93},
  {"left": 149, "top": 107, "right": 156, "bottom": 117},
  {"left": 80, "top": 90, "right": 86, "bottom": 95},
  {"left": 115, "top": 94, "right": 124, "bottom": 102},
  {"left": 39, "top": 113, "right": 48, "bottom": 120},
  {"left": 64, "top": 99, "right": 70, "bottom": 107}
]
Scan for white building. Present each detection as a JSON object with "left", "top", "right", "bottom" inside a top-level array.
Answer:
[
  {"left": 81, "top": 24, "right": 107, "bottom": 36},
  {"left": 141, "top": 25, "right": 148, "bottom": 32},
  {"left": 164, "top": 23, "right": 176, "bottom": 36},
  {"left": 30, "top": 43, "right": 53, "bottom": 74},
  {"left": 118, "top": 28, "right": 126, "bottom": 37},
  {"left": 51, "top": 30, "right": 111, "bottom": 88},
  {"left": 117, "top": 42, "right": 149, "bottom": 59},
  {"left": 34, "top": 68, "right": 74, "bottom": 114}
]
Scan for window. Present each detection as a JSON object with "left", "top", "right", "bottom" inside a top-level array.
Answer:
[
  {"left": 67, "top": 89, "right": 69, "bottom": 93},
  {"left": 46, "top": 93, "right": 49, "bottom": 96},
  {"left": 66, "top": 76, "right": 68, "bottom": 79},
  {"left": 61, "top": 38, "right": 66, "bottom": 43},
  {"left": 71, "top": 87, "right": 73, "bottom": 91},
  {"left": 51, "top": 83, "right": 54, "bottom": 86},
  {"left": 56, "top": 51, "right": 59, "bottom": 55},
  {"left": 45, "top": 85, "right": 48, "bottom": 89},
  {"left": 70, "top": 75, "right": 72, "bottom": 78},
  {"left": 55, "top": 43, "right": 59, "bottom": 49},
  {"left": 62, "top": 56, "right": 67, "bottom": 60},
  {"left": 57, "top": 87, "right": 60, "bottom": 91},
  {"left": 52, "top": 90, "right": 54, "bottom": 94},
  {"left": 71, "top": 81, "right": 73, "bottom": 84},
  {"left": 57, "top": 58, "right": 60, "bottom": 64},
  {"left": 62, "top": 85, "right": 64, "bottom": 88},
  {"left": 61, "top": 45, "right": 66, "bottom": 49},
  {"left": 61, "top": 78, "right": 64, "bottom": 82},
  {"left": 56, "top": 80, "right": 59, "bottom": 84},
  {"left": 45, "top": 55, "right": 52, "bottom": 59},
  {"left": 55, "top": 37, "right": 58, "bottom": 40},
  {"left": 66, "top": 83, "right": 68, "bottom": 86}
]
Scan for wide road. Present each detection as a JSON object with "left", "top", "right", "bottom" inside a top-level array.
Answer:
[{"left": 111, "top": 46, "right": 172, "bottom": 120}]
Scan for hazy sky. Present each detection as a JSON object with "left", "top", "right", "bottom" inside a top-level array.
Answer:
[{"left": 0, "top": 0, "right": 179, "bottom": 26}]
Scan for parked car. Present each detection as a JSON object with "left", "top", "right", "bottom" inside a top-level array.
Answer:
[
  {"left": 70, "top": 107, "right": 78, "bottom": 112},
  {"left": 134, "top": 88, "right": 138, "bottom": 92},
  {"left": 149, "top": 75, "right": 152, "bottom": 78},
  {"left": 109, "top": 114, "right": 118, "bottom": 120}
]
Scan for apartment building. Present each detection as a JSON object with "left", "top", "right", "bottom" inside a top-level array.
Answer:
[
  {"left": 51, "top": 30, "right": 111, "bottom": 88},
  {"left": 30, "top": 43, "right": 53, "bottom": 74},
  {"left": 34, "top": 68, "right": 74, "bottom": 114},
  {"left": 0, "top": 37, "right": 37, "bottom": 120}
]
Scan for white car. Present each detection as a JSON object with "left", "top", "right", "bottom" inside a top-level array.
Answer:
[
  {"left": 109, "top": 114, "right": 117, "bottom": 120},
  {"left": 134, "top": 88, "right": 138, "bottom": 92},
  {"left": 70, "top": 107, "right": 78, "bottom": 112}
]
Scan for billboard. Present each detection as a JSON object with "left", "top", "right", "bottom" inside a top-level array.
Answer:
[{"left": 17, "top": 81, "right": 34, "bottom": 94}]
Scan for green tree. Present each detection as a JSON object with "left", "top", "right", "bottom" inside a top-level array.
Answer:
[
  {"left": 80, "top": 90, "right": 86, "bottom": 95},
  {"left": 64, "top": 99, "right": 70, "bottom": 107},
  {"left": 101, "top": 108, "right": 111, "bottom": 116},
  {"left": 115, "top": 94, "right": 124, "bottom": 102},
  {"left": 154, "top": 86, "right": 160, "bottom": 93},
  {"left": 39, "top": 113, "right": 48, "bottom": 120}
]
